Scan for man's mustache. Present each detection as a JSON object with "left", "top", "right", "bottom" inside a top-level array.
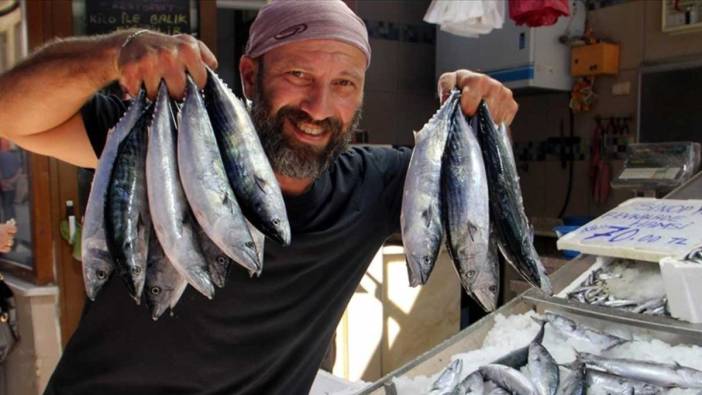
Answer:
[{"left": 275, "top": 106, "right": 344, "bottom": 136}]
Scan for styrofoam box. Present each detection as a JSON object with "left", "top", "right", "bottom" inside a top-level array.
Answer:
[{"left": 660, "top": 257, "right": 702, "bottom": 323}]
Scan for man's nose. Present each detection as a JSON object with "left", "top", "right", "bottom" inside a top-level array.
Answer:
[{"left": 299, "top": 83, "right": 335, "bottom": 122}]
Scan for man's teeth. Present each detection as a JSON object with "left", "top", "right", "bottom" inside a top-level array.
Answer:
[{"left": 298, "top": 123, "right": 324, "bottom": 136}]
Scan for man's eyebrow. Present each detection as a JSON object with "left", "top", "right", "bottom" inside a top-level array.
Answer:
[
  {"left": 339, "top": 70, "right": 363, "bottom": 82},
  {"left": 274, "top": 57, "right": 364, "bottom": 81}
]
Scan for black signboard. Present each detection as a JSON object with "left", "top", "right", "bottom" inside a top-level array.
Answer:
[{"left": 85, "top": 0, "right": 194, "bottom": 36}]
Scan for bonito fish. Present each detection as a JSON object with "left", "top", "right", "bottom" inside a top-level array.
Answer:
[
  {"left": 105, "top": 103, "right": 152, "bottom": 302},
  {"left": 204, "top": 68, "right": 290, "bottom": 246},
  {"left": 144, "top": 230, "right": 187, "bottom": 320},
  {"left": 494, "top": 321, "right": 545, "bottom": 369},
  {"left": 578, "top": 352, "right": 702, "bottom": 389},
  {"left": 147, "top": 82, "right": 214, "bottom": 299},
  {"left": 585, "top": 369, "right": 663, "bottom": 395},
  {"left": 442, "top": 105, "right": 495, "bottom": 311},
  {"left": 539, "top": 313, "right": 628, "bottom": 350},
  {"left": 401, "top": 90, "right": 460, "bottom": 286},
  {"left": 479, "top": 364, "right": 539, "bottom": 395},
  {"left": 474, "top": 103, "right": 552, "bottom": 294},
  {"left": 527, "top": 342, "right": 559, "bottom": 395},
  {"left": 558, "top": 364, "right": 585, "bottom": 395},
  {"left": 178, "top": 77, "right": 260, "bottom": 273},
  {"left": 193, "top": 222, "right": 232, "bottom": 289},
  {"left": 82, "top": 90, "right": 148, "bottom": 300},
  {"left": 451, "top": 370, "right": 484, "bottom": 395},
  {"left": 430, "top": 359, "right": 463, "bottom": 394}
]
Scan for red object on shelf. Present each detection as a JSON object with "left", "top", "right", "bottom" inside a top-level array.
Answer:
[{"left": 509, "top": 0, "right": 569, "bottom": 27}]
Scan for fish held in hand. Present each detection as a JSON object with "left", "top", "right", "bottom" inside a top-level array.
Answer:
[
  {"left": 474, "top": 102, "right": 551, "bottom": 294},
  {"left": 147, "top": 82, "right": 214, "bottom": 299},
  {"left": 178, "top": 76, "right": 260, "bottom": 273},
  {"left": 82, "top": 90, "right": 148, "bottom": 300},
  {"left": 204, "top": 68, "right": 290, "bottom": 246},
  {"left": 401, "top": 90, "right": 460, "bottom": 286},
  {"left": 144, "top": 231, "right": 187, "bottom": 320},
  {"left": 105, "top": 103, "right": 153, "bottom": 302},
  {"left": 442, "top": 106, "right": 495, "bottom": 311}
]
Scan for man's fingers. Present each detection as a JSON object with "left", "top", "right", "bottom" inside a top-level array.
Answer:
[
  {"left": 117, "top": 32, "right": 214, "bottom": 100},
  {"left": 163, "top": 67, "right": 187, "bottom": 100},
  {"left": 176, "top": 36, "right": 207, "bottom": 90},
  {"left": 437, "top": 72, "right": 457, "bottom": 104},
  {"left": 198, "top": 41, "right": 218, "bottom": 70}
]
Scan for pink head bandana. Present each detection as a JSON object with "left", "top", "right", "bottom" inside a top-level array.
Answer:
[{"left": 244, "top": 0, "right": 371, "bottom": 67}]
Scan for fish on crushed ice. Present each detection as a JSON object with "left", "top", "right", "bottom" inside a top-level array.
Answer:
[
  {"left": 479, "top": 364, "right": 539, "bottom": 395},
  {"left": 578, "top": 352, "right": 702, "bottom": 389},
  {"left": 539, "top": 312, "right": 628, "bottom": 350},
  {"left": 527, "top": 342, "right": 559, "bottom": 395}
]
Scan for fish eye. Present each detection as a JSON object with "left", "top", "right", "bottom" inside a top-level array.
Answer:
[
  {"left": 132, "top": 266, "right": 142, "bottom": 275},
  {"left": 489, "top": 285, "right": 497, "bottom": 292},
  {"left": 467, "top": 270, "right": 476, "bottom": 278},
  {"left": 96, "top": 270, "right": 107, "bottom": 280},
  {"left": 272, "top": 218, "right": 280, "bottom": 225},
  {"left": 216, "top": 256, "right": 228, "bottom": 264},
  {"left": 151, "top": 287, "right": 161, "bottom": 295},
  {"left": 423, "top": 256, "right": 431, "bottom": 264},
  {"left": 244, "top": 241, "right": 255, "bottom": 249}
]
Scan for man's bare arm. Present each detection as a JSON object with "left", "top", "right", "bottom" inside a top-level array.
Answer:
[{"left": 0, "top": 30, "right": 217, "bottom": 168}]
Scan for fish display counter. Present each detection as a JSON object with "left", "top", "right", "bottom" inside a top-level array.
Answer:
[{"left": 359, "top": 172, "right": 702, "bottom": 395}]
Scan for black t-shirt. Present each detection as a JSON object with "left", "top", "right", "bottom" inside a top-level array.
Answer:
[{"left": 44, "top": 94, "right": 411, "bottom": 395}]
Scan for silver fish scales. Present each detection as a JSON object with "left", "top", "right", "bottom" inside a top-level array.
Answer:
[
  {"left": 147, "top": 82, "right": 214, "bottom": 299},
  {"left": 81, "top": 90, "right": 148, "bottom": 300},
  {"left": 105, "top": 103, "right": 152, "bottom": 302},
  {"left": 144, "top": 230, "right": 187, "bottom": 320},
  {"left": 178, "top": 77, "right": 260, "bottom": 274},
  {"left": 401, "top": 90, "right": 460, "bottom": 286},
  {"left": 442, "top": 105, "right": 495, "bottom": 311},
  {"left": 474, "top": 102, "right": 552, "bottom": 294},
  {"left": 204, "top": 68, "right": 290, "bottom": 246}
]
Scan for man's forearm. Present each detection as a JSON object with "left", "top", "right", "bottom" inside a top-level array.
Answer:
[{"left": 0, "top": 31, "right": 128, "bottom": 138}]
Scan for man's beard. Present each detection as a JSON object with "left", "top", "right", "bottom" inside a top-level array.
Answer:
[{"left": 250, "top": 75, "right": 362, "bottom": 180}]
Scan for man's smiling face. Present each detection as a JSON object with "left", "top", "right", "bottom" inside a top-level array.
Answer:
[{"left": 244, "top": 39, "right": 366, "bottom": 180}]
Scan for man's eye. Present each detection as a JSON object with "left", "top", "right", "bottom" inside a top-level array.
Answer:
[
  {"left": 289, "top": 70, "right": 305, "bottom": 78},
  {"left": 336, "top": 80, "right": 354, "bottom": 87}
]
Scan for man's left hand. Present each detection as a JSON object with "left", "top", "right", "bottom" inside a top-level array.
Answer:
[{"left": 438, "top": 70, "right": 518, "bottom": 125}]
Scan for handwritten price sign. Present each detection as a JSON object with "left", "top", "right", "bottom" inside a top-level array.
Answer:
[{"left": 557, "top": 198, "right": 702, "bottom": 262}]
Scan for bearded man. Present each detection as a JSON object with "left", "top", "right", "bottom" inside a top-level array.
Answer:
[{"left": 0, "top": 1, "right": 517, "bottom": 394}]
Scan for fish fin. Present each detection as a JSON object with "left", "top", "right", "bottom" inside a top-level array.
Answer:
[
  {"left": 466, "top": 222, "right": 478, "bottom": 242},
  {"left": 421, "top": 206, "right": 434, "bottom": 229},
  {"left": 254, "top": 176, "right": 268, "bottom": 193}
]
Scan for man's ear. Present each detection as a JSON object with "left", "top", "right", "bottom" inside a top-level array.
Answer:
[{"left": 239, "top": 56, "right": 257, "bottom": 100}]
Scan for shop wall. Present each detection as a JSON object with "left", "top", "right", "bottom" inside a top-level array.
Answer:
[
  {"left": 354, "top": 0, "right": 437, "bottom": 146},
  {"left": 513, "top": 0, "right": 702, "bottom": 221}
]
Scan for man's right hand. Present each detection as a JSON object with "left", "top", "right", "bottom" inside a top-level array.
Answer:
[{"left": 116, "top": 31, "right": 218, "bottom": 100}]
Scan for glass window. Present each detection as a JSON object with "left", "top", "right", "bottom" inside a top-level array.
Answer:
[{"left": 0, "top": 139, "right": 33, "bottom": 269}]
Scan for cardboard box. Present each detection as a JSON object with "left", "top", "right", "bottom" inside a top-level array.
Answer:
[{"left": 571, "top": 42, "right": 620, "bottom": 76}]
